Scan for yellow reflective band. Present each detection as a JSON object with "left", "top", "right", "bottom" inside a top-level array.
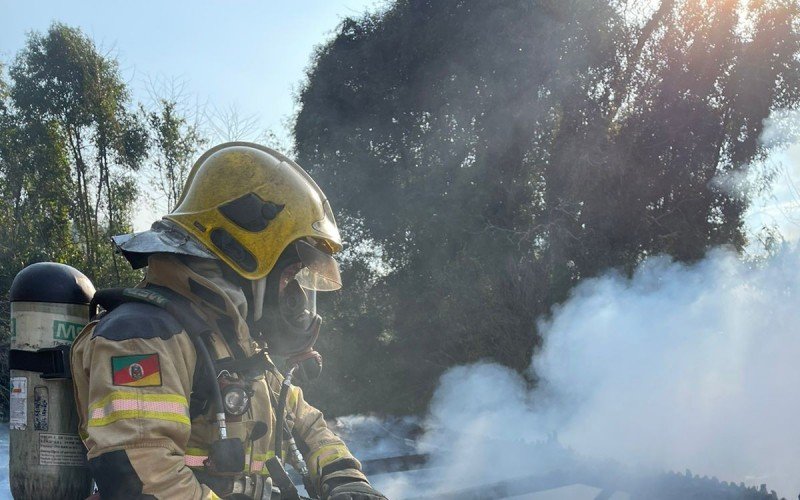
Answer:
[
  {"left": 184, "top": 449, "right": 282, "bottom": 473},
  {"left": 250, "top": 450, "right": 288, "bottom": 475},
  {"left": 308, "top": 444, "right": 349, "bottom": 476},
  {"left": 288, "top": 386, "right": 300, "bottom": 408},
  {"left": 249, "top": 451, "right": 272, "bottom": 475},
  {"left": 89, "top": 410, "right": 190, "bottom": 427},
  {"left": 88, "top": 391, "right": 190, "bottom": 428}
]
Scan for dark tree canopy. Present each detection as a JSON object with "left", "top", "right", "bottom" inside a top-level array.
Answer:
[{"left": 294, "top": 0, "right": 800, "bottom": 415}]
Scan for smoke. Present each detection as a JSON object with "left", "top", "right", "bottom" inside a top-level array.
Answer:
[
  {"left": 341, "top": 110, "right": 800, "bottom": 499},
  {"left": 367, "top": 246, "right": 800, "bottom": 498},
  {"left": 537, "top": 249, "right": 800, "bottom": 492},
  {"left": 361, "top": 249, "right": 800, "bottom": 498},
  {"left": 743, "top": 109, "right": 800, "bottom": 247},
  {"left": 329, "top": 415, "right": 420, "bottom": 460}
]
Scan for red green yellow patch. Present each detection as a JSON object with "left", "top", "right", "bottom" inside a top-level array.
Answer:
[{"left": 111, "top": 354, "right": 161, "bottom": 387}]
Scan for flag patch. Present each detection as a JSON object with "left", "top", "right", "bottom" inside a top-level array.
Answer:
[{"left": 111, "top": 354, "right": 162, "bottom": 387}]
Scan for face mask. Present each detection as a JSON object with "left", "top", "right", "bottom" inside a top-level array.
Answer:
[{"left": 252, "top": 240, "right": 341, "bottom": 370}]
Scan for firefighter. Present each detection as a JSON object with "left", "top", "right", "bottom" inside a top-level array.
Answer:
[{"left": 71, "top": 143, "right": 387, "bottom": 500}]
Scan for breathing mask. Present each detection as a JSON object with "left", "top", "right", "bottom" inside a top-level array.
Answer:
[{"left": 251, "top": 240, "right": 341, "bottom": 379}]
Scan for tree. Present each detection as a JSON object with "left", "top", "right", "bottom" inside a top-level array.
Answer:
[
  {"left": 0, "top": 24, "right": 151, "bottom": 417},
  {"left": 9, "top": 23, "right": 148, "bottom": 286},
  {"left": 146, "top": 98, "right": 206, "bottom": 212},
  {"left": 0, "top": 63, "right": 80, "bottom": 416},
  {"left": 294, "top": 0, "right": 800, "bottom": 415}
]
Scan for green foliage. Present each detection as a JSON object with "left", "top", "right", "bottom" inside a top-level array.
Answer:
[
  {"left": 295, "top": 0, "right": 800, "bottom": 415},
  {"left": 9, "top": 22, "right": 147, "bottom": 287},
  {"left": 0, "top": 61, "right": 82, "bottom": 414},
  {"left": 146, "top": 98, "right": 206, "bottom": 211},
  {"left": 0, "top": 24, "right": 156, "bottom": 415}
]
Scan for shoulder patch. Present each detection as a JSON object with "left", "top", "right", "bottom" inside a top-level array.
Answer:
[
  {"left": 93, "top": 302, "right": 183, "bottom": 341},
  {"left": 112, "top": 354, "right": 162, "bottom": 387}
]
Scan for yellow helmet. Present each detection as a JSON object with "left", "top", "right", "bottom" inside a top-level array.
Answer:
[{"left": 164, "top": 142, "right": 342, "bottom": 281}]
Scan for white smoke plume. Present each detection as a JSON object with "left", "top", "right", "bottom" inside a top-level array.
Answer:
[
  {"left": 535, "top": 248, "right": 800, "bottom": 494},
  {"left": 351, "top": 109, "right": 800, "bottom": 500},
  {"left": 744, "top": 109, "right": 800, "bottom": 247},
  {"left": 368, "top": 246, "right": 800, "bottom": 499}
]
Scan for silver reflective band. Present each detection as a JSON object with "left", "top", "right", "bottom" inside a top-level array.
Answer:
[{"left": 216, "top": 413, "right": 228, "bottom": 439}]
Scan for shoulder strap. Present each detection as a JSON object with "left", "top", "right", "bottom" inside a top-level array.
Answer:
[
  {"left": 92, "top": 287, "right": 212, "bottom": 337},
  {"left": 92, "top": 287, "right": 217, "bottom": 419},
  {"left": 91, "top": 287, "right": 273, "bottom": 419}
]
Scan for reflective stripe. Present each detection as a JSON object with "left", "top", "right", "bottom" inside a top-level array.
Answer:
[
  {"left": 250, "top": 452, "right": 267, "bottom": 473},
  {"left": 184, "top": 450, "right": 276, "bottom": 473},
  {"left": 308, "top": 444, "right": 349, "bottom": 476},
  {"left": 185, "top": 447, "right": 208, "bottom": 467},
  {"left": 288, "top": 386, "right": 300, "bottom": 408},
  {"left": 184, "top": 454, "right": 208, "bottom": 467},
  {"left": 88, "top": 391, "right": 190, "bottom": 427},
  {"left": 249, "top": 451, "right": 277, "bottom": 473},
  {"left": 183, "top": 448, "right": 285, "bottom": 476},
  {"left": 90, "top": 400, "right": 186, "bottom": 419},
  {"left": 185, "top": 456, "right": 265, "bottom": 471}
]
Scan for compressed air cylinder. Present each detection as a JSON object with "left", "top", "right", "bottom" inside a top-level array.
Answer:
[{"left": 9, "top": 262, "right": 95, "bottom": 499}]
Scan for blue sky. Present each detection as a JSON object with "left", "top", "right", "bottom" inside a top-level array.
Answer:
[{"left": 1, "top": 0, "right": 383, "bottom": 140}]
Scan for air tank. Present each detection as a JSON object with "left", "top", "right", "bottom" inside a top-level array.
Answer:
[{"left": 9, "top": 262, "right": 95, "bottom": 499}]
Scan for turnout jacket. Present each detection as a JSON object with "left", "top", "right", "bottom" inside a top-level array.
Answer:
[{"left": 71, "top": 254, "right": 367, "bottom": 499}]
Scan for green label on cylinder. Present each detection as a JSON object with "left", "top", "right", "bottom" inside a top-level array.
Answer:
[{"left": 53, "top": 320, "right": 83, "bottom": 342}]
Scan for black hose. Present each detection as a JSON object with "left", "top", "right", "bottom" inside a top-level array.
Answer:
[
  {"left": 274, "top": 364, "right": 298, "bottom": 460},
  {"left": 192, "top": 336, "right": 225, "bottom": 435},
  {"left": 91, "top": 287, "right": 228, "bottom": 437}
]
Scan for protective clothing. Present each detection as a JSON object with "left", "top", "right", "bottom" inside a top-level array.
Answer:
[
  {"left": 71, "top": 254, "right": 370, "bottom": 499},
  {"left": 165, "top": 142, "right": 342, "bottom": 281},
  {"left": 323, "top": 481, "right": 388, "bottom": 500}
]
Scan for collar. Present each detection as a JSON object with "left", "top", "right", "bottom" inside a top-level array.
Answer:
[{"left": 143, "top": 254, "right": 254, "bottom": 358}]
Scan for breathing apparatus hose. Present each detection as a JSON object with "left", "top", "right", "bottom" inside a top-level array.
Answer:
[
  {"left": 274, "top": 363, "right": 299, "bottom": 460},
  {"left": 287, "top": 427, "right": 314, "bottom": 497},
  {"left": 92, "top": 288, "right": 230, "bottom": 440},
  {"left": 192, "top": 336, "right": 227, "bottom": 439}
]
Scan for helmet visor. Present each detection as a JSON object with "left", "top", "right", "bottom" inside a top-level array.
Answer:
[{"left": 294, "top": 240, "right": 342, "bottom": 291}]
